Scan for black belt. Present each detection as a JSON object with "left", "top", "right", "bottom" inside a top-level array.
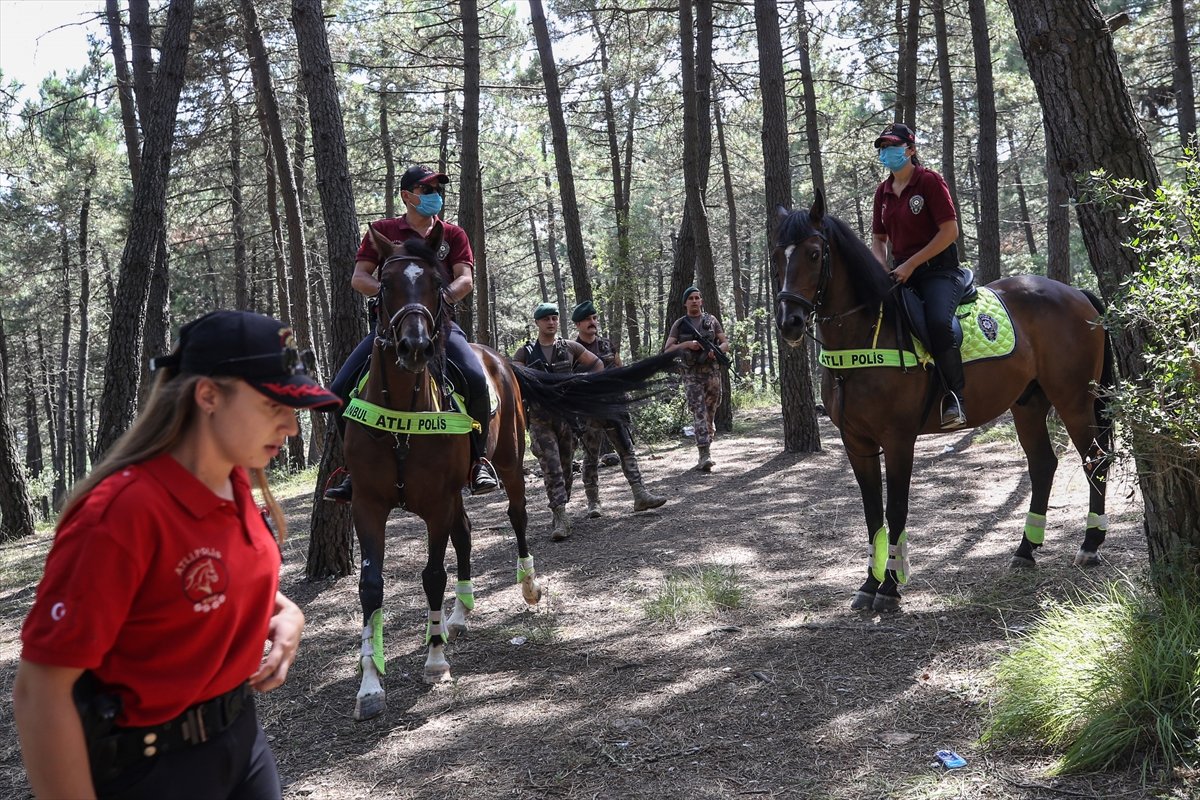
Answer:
[{"left": 89, "top": 683, "right": 253, "bottom": 781}]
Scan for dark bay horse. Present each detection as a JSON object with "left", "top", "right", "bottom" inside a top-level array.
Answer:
[
  {"left": 773, "top": 196, "right": 1114, "bottom": 613},
  {"left": 347, "top": 223, "right": 672, "bottom": 720}
]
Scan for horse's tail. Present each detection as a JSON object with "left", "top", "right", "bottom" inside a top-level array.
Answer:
[
  {"left": 512, "top": 351, "right": 677, "bottom": 425},
  {"left": 1081, "top": 289, "right": 1116, "bottom": 452}
]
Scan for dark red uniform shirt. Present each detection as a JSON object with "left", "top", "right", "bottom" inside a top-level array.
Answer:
[
  {"left": 356, "top": 216, "right": 474, "bottom": 281},
  {"left": 871, "top": 165, "right": 957, "bottom": 264},
  {"left": 21, "top": 454, "right": 281, "bottom": 726}
]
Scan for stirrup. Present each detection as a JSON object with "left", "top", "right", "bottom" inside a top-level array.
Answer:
[
  {"left": 940, "top": 393, "right": 967, "bottom": 430},
  {"left": 470, "top": 459, "right": 499, "bottom": 495}
]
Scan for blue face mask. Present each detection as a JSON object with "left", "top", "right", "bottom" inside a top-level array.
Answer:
[
  {"left": 878, "top": 146, "right": 910, "bottom": 172},
  {"left": 414, "top": 190, "right": 443, "bottom": 216}
]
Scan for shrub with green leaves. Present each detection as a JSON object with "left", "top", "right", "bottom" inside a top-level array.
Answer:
[
  {"left": 1105, "top": 151, "right": 1200, "bottom": 460},
  {"left": 984, "top": 568, "right": 1200, "bottom": 774}
]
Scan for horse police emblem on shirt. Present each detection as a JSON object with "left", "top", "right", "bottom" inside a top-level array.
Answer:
[
  {"left": 437, "top": 241, "right": 451, "bottom": 262},
  {"left": 909, "top": 194, "right": 925, "bottom": 215}
]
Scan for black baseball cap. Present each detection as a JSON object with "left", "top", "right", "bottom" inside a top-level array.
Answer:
[
  {"left": 400, "top": 165, "right": 450, "bottom": 192},
  {"left": 873, "top": 122, "right": 916, "bottom": 149},
  {"left": 150, "top": 311, "right": 341, "bottom": 410}
]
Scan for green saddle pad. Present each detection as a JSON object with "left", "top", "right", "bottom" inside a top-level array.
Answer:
[{"left": 914, "top": 286, "right": 1016, "bottom": 364}]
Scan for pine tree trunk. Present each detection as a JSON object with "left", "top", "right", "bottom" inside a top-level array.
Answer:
[
  {"left": 220, "top": 67, "right": 250, "bottom": 309},
  {"left": 795, "top": 0, "right": 826, "bottom": 198},
  {"left": 95, "top": 0, "right": 194, "bottom": 457},
  {"left": 529, "top": 0, "right": 591, "bottom": 300},
  {"left": 105, "top": 0, "right": 141, "bottom": 185},
  {"left": 756, "top": 0, "right": 820, "bottom": 452},
  {"left": 293, "top": 0, "right": 360, "bottom": 579},
  {"left": 54, "top": 227, "right": 72, "bottom": 507},
  {"left": 1044, "top": 120, "right": 1071, "bottom": 283},
  {"left": 0, "top": 322, "right": 36, "bottom": 541},
  {"left": 73, "top": 171, "right": 94, "bottom": 482},
  {"left": 1170, "top": 0, "right": 1196, "bottom": 146},
  {"left": 1007, "top": 0, "right": 1200, "bottom": 567},
  {"left": 541, "top": 135, "right": 568, "bottom": 316},
  {"left": 968, "top": 0, "right": 1001, "bottom": 283},
  {"left": 931, "top": 0, "right": 963, "bottom": 255},
  {"left": 460, "top": 0, "right": 489, "bottom": 347},
  {"left": 22, "top": 336, "right": 48, "bottom": 518},
  {"left": 379, "top": 88, "right": 396, "bottom": 219},
  {"left": 1006, "top": 128, "right": 1038, "bottom": 256},
  {"left": 900, "top": 0, "right": 920, "bottom": 127}
]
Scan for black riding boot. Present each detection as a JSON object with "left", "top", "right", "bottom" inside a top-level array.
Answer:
[
  {"left": 323, "top": 394, "right": 354, "bottom": 502},
  {"left": 935, "top": 347, "right": 967, "bottom": 430},
  {"left": 469, "top": 429, "right": 499, "bottom": 495}
]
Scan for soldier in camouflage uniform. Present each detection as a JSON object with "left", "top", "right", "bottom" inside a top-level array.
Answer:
[
  {"left": 664, "top": 286, "right": 730, "bottom": 471},
  {"left": 571, "top": 300, "right": 667, "bottom": 518},
  {"left": 511, "top": 302, "right": 603, "bottom": 541}
]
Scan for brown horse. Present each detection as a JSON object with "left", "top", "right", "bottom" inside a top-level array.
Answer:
[
  {"left": 347, "top": 223, "right": 672, "bottom": 720},
  {"left": 773, "top": 196, "right": 1114, "bottom": 612}
]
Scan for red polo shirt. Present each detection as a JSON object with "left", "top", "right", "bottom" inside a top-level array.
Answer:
[
  {"left": 871, "top": 165, "right": 957, "bottom": 264},
  {"left": 21, "top": 454, "right": 281, "bottom": 726},
  {"left": 356, "top": 216, "right": 474, "bottom": 281}
]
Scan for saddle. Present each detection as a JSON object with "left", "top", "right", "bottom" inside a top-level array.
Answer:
[{"left": 895, "top": 267, "right": 978, "bottom": 353}]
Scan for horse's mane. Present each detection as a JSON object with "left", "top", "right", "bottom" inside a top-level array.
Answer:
[{"left": 778, "top": 209, "right": 897, "bottom": 319}]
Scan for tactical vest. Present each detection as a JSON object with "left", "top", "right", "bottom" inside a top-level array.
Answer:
[
  {"left": 522, "top": 339, "right": 574, "bottom": 374},
  {"left": 577, "top": 336, "right": 617, "bottom": 369},
  {"left": 675, "top": 313, "right": 717, "bottom": 367}
]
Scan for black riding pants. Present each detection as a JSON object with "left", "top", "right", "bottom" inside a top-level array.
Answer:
[
  {"left": 94, "top": 700, "right": 280, "bottom": 800},
  {"left": 909, "top": 267, "right": 964, "bottom": 354}
]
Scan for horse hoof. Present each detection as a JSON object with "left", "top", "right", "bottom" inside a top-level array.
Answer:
[
  {"left": 447, "top": 621, "right": 469, "bottom": 641},
  {"left": 872, "top": 593, "right": 902, "bottom": 613},
  {"left": 354, "top": 692, "right": 385, "bottom": 721},
  {"left": 1009, "top": 555, "right": 1036, "bottom": 569},
  {"left": 521, "top": 580, "right": 542, "bottom": 606},
  {"left": 850, "top": 591, "right": 876, "bottom": 611},
  {"left": 1074, "top": 549, "right": 1103, "bottom": 567},
  {"left": 423, "top": 664, "right": 451, "bottom": 684}
]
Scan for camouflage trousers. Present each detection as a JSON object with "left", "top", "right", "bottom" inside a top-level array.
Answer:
[
  {"left": 580, "top": 417, "right": 642, "bottom": 491},
  {"left": 528, "top": 411, "right": 576, "bottom": 509},
  {"left": 684, "top": 368, "right": 722, "bottom": 447}
]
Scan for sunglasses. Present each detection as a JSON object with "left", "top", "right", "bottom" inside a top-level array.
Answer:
[
  {"left": 408, "top": 184, "right": 441, "bottom": 195},
  {"left": 213, "top": 347, "right": 317, "bottom": 377}
]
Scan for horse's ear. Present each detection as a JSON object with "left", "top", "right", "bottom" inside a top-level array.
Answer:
[
  {"left": 809, "top": 189, "right": 826, "bottom": 226},
  {"left": 427, "top": 219, "right": 444, "bottom": 256},
  {"left": 367, "top": 223, "right": 394, "bottom": 260}
]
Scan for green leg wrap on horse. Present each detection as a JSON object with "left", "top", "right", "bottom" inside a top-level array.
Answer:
[
  {"left": 1087, "top": 512, "right": 1108, "bottom": 531},
  {"left": 887, "top": 530, "right": 910, "bottom": 585},
  {"left": 368, "top": 608, "right": 386, "bottom": 676},
  {"left": 517, "top": 555, "right": 535, "bottom": 584},
  {"left": 870, "top": 527, "right": 889, "bottom": 584},
  {"left": 1024, "top": 512, "right": 1047, "bottom": 545},
  {"left": 424, "top": 610, "right": 445, "bottom": 646},
  {"left": 455, "top": 579, "right": 475, "bottom": 611}
]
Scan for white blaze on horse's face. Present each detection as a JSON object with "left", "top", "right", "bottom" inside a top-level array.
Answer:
[{"left": 404, "top": 263, "right": 424, "bottom": 286}]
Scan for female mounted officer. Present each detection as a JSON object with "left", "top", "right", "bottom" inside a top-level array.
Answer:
[
  {"left": 870, "top": 122, "right": 967, "bottom": 429},
  {"left": 13, "top": 310, "right": 340, "bottom": 800}
]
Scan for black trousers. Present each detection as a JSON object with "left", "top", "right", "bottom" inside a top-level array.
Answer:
[
  {"left": 95, "top": 699, "right": 280, "bottom": 800},
  {"left": 909, "top": 267, "right": 964, "bottom": 354}
]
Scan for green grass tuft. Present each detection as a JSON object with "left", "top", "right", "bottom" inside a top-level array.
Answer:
[
  {"left": 643, "top": 565, "right": 745, "bottom": 623},
  {"left": 984, "top": 568, "right": 1200, "bottom": 775}
]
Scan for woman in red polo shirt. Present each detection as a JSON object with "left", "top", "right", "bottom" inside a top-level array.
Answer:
[
  {"left": 870, "top": 122, "right": 967, "bottom": 429},
  {"left": 13, "top": 311, "right": 341, "bottom": 800}
]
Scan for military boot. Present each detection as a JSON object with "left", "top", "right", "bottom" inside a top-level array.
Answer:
[
  {"left": 631, "top": 481, "right": 667, "bottom": 512},
  {"left": 550, "top": 506, "right": 572, "bottom": 541},
  {"left": 585, "top": 486, "right": 603, "bottom": 518},
  {"left": 696, "top": 445, "right": 715, "bottom": 472},
  {"left": 324, "top": 473, "right": 353, "bottom": 503}
]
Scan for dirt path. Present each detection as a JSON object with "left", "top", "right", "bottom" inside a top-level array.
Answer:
[{"left": 0, "top": 408, "right": 1177, "bottom": 799}]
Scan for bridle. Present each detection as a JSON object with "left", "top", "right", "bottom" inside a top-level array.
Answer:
[{"left": 374, "top": 252, "right": 447, "bottom": 366}]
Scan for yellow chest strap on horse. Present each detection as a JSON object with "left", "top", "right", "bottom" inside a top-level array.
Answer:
[
  {"left": 819, "top": 307, "right": 920, "bottom": 369},
  {"left": 343, "top": 397, "right": 478, "bottom": 435}
]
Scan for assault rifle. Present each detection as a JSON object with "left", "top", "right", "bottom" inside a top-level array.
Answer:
[{"left": 682, "top": 316, "right": 731, "bottom": 368}]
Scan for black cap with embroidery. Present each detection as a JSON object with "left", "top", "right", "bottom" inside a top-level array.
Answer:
[
  {"left": 400, "top": 165, "right": 450, "bottom": 192},
  {"left": 150, "top": 311, "right": 341, "bottom": 410},
  {"left": 873, "top": 122, "right": 916, "bottom": 149}
]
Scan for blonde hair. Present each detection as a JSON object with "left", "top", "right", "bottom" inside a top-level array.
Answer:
[{"left": 61, "top": 370, "right": 288, "bottom": 544}]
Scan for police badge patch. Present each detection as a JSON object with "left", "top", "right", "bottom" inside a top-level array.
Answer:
[
  {"left": 437, "top": 241, "right": 451, "bottom": 262},
  {"left": 977, "top": 313, "right": 999, "bottom": 342},
  {"left": 909, "top": 194, "right": 925, "bottom": 215}
]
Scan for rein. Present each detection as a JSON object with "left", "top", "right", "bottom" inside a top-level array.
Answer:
[{"left": 374, "top": 253, "right": 447, "bottom": 363}]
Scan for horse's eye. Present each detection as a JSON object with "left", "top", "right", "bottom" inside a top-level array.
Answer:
[{"left": 809, "top": 249, "right": 820, "bottom": 262}]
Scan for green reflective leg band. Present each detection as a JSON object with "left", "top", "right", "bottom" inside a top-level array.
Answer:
[
  {"left": 887, "top": 530, "right": 910, "bottom": 585},
  {"left": 368, "top": 608, "right": 386, "bottom": 676},
  {"left": 425, "top": 610, "right": 444, "bottom": 646},
  {"left": 869, "top": 527, "right": 889, "bottom": 583},
  {"left": 1087, "top": 512, "right": 1108, "bottom": 531},
  {"left": 1024, "top": 512, "right": 1047, "bottom": 545},
  {"left": 455, "top": 580, "right": 475, "bottom": 611},
  {"left": 517, "top": 556, "right": 535, "bottom": 584}
]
